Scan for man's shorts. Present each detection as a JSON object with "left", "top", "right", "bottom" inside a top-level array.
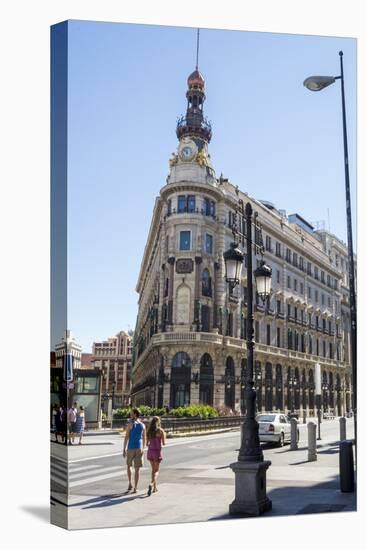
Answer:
[{"left": 126, "top": 448, "right": 143, "bottom": 468}]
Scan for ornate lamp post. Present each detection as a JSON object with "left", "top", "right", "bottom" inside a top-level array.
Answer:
[
  {"left": 224, "top": 199, "right": 273, "bottom": 516},
  {"left": 304, "top": 51, "right": 357, "bottom": 448}
]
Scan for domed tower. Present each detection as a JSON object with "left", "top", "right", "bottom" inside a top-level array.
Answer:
[
  {"left": 176, "top": 68, "right": 212, "bottom": 144},
  {"left": 168, "top": 29, "right": 216, "bottom": 185}
]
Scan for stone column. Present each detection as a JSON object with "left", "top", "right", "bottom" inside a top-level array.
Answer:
[
  {"left": 167, "top": 256, "right": 175, "bottom": 326},
  {"left": 194, "top": 256, "right": 202, "bottom": 330},
  {"left": 213, "top": 261, "right": 220, "bottom": 329}
]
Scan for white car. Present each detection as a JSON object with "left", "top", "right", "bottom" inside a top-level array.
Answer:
[{"left": 257, "top": 413, "right": 299, "bottom": 447}]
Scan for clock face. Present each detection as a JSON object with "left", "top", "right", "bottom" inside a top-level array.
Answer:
[{"left": 181, "top": 146, "right": 193, "bottom": 160}]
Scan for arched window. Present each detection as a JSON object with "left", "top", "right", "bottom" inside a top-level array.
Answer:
[
  {"left": 172, "top": 352, "right": 191, "bottom": 369},
  {"left": 225, "top": 357, "right": 235, "bottom": 410},
  {"left": 202, "top": 269, "right": 212, "bottom": 297},
  {"left": 170, "top": 352, "right": 192, "bottom": 408},
  {"left": 199, "top": 354, "right": 214, "bottom": 405}
]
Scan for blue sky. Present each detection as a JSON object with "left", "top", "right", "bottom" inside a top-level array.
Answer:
[{"left": 65, "top": 20, "right": 357, "bottom": 352}]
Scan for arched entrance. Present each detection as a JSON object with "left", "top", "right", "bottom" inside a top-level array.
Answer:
[
  {"left": 225, "top": 356, "right": 235, "bottom": 410},
  {"left": 199, "top": 353, "right": 214, "bottom": 405},
  {"left": 255, "top": 361, "right": 262, "bottom": 412},
  {"left": 309, "top": 369, "right": 315, "bottom": 411},
  {"left": 240, "top": 358, "right": 247, "bottom": 414},
  {"left": 301, "top": 369, "right": 307, "bottom": 411},
  {"left": 275, "top": 364, "right": 283, "bottom": 410},
  {"left": 265, "top": 362, "right": 273, "bottom": 411},
  {"left": 322, "top": 371, "right": 329, "bottom": 412},
  {"left": 294, "top": 367, "right": 301, "bottom": 410},
  {"left": 170, "top": 352, "right": 191, "bottom": 407}
]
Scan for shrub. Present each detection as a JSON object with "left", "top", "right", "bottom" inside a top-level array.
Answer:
[{"left": 169, "top": 404, "right": 219, "bottom": 418}]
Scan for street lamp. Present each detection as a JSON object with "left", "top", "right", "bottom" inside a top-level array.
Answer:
[
  {"left": 224, "top": 199, "right": 273, "bottom": 516},
  {"left": 304, "top": 51, "right": 357, "bottom": 446}
]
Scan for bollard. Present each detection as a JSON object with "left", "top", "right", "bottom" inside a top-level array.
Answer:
[
  {"left": 307, "top": 422, "right": 317, "bottom": 461},
  {"left": 290, "top": 418, "right": 298, "bottom": 450},
  {"left": 339, "top": 440, "right": 354, "bottom": 492},
  {"left": 339, "top": 416, "right": 347, "bottom": 441}
]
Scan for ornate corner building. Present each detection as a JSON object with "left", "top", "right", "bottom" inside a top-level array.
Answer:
[{"left": 131, "top": 66, "right": 354, "bottom": 416}]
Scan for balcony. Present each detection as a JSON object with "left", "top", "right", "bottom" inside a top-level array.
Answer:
[
  {"left": 166, "top": 208, "right": 216, "bottom": 221},
  {"left": 276, "top": 311, "right": 285, "bottom": 319}
]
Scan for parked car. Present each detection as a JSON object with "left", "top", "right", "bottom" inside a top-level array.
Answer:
[{"left": 257, "top": 413, "right": 299, "bottom": 447}]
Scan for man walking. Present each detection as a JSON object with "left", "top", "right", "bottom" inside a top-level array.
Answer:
[{"left": 123, "top": 408, "right": 146, "bottom": 493}]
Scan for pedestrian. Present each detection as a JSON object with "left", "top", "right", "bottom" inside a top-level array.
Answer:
[
  {"left": 54, "top": 405, "right": 64, "bottom": 443},
  {"left": 123, "top": 408, "right": 146, "bottom": 493},
  {"left": 74, "top": 405, "right": 85, "bottom": 444},
  {"left": 67, "top": 402, "right": 78, "bottom": 444},
  {"left": 146, "top": 416, "right": 166, "bottom": 496}
]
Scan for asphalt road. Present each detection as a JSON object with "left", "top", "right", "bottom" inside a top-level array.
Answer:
[{"left": 51, "top": 417, "right": 354, "bottom": 501}]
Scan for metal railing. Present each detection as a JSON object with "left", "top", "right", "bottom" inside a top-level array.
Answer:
[{"left": 104, "top": 415, "right": 245, "bottom": 433}]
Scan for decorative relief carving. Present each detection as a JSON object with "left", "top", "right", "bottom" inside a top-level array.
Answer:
[{"left": 176, "top": 258, "right": 194, "bottom": 273}]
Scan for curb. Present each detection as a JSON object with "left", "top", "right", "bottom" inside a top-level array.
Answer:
[{"left": 167, "top": 427, "right": 240, "bottom": 438}]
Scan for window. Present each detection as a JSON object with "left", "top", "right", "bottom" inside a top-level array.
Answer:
[
  {"left": 276, "top": 242, "right": 281, "bottom": 257},
  {"left": 266, "top": 324, "right": 271, "bottom": 345},
  {"left": 265, "top": 236, "right": 272, "bottom": 252},
  {"left": 287, "top": 303, "right": 291, "bottom": 317},
  {"left": 164, "top": 278, "right": 169, "bottom": 297},
  {"left": 286, "top": 248, "right": 292, "bottom": 263},
  {"left": 299, "top": 257, "right": 304, "bottom": 271},
  {"left": 179, "top": 231, "right": 191, "bottom": 250},
  {"left": 276, "top": 270, "right": 280, "bottom": 284},
  {"left": 307, "top": 262, "right": 312, "bottom": 276},
  {"left": 187, "top": 195, "right": 196, "bottom": 213},
  {"left": 205, "top": 234, "right": 213, "bottom": 254},
  {"left": 301, "top": 334, "right": 305, "bottom": 353},
  {"left": 277, "top": 327, "right": 281, "bottom": 348},
  {"left": 321, "top": 270, "right": 325, "bottom": 283},
  {"left": 328, "top": 320, "right": 332, "bottom": 334},
  {"left": 293, "top": 252, "right": 298, "bottom": 267},
  {"left": 314, "top": 266, "right": 319, "bottom": 280},
  {"left": 323, "top": 341, "right": 326, "bottom": 357},
  {"left": 167, "top": 199, "right": 172, "bottom": 216},
  {"left": 322, "top": 318, "right": 326, "bottom": 332},
  {"left": 321, "top": 293, "right": 325, "bottom": 305},
  {"left": 294, "top": 307, "right": 298, "bottom": 320},
  {"left": 288, "top": 329, "right": 293, "bottom": 350},
  {"left": 287, "top": 276, "right": 291, "bottom": 289},
  {"left": 202, "top": 269, "right": 212, "bottom": 297},
  {"left": 316, "top": 339, "right": 319, "bottom": 356},
  {"left": 294, "top": 279, "right": 298, "bottom": 291},
  {"left": 315, "top": 290, "right": 318, "bottom": 302},
  {"left": 300, "top": 282, "right": 304, "bottom": 295},
  {"left": 204, "top": 198, "right": 211, "bottom": 216},
  {"left": 276, "top": 300, "right": 281, "bottom": 313},
  {"left": 178, "top": 195, "right": 187, "bottom": 213},
  {"left": 308, "top": 286, "right": 312, "bottom": 299},
  {"left": 327, "top": 274, "right": 331, "bottom": 287},
  {"left": 255, "top": 321, "right": 260, "bottom": 343},
  {"left": 329, "top": 342, "right": 333, "bottom": 359},
  {"left": 328, "top": 296, "right": 331, "bottom": 307}
]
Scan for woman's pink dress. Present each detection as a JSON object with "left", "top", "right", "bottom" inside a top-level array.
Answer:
[{"left": 147, "top": 435, "right": 162, "bottom": 462}]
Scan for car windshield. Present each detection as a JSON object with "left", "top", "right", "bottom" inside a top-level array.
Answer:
[{"left": 257, "top": 414, "right": 276, "bottom": 422}]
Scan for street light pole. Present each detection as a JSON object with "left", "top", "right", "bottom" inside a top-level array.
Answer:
[
  {"left": 224, "top": 199, "right": 272, "bottom": 516},
  {"left": 303, "top": 52, "right": 357, "bottom": 445}
]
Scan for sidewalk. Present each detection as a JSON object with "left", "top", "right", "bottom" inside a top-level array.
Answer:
[{"left": 56, "top": 424, "right": 356, "bottom": 530}]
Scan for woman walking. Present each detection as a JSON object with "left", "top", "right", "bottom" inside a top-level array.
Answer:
[
  {"left": 146, "top": 416, "right": 165, "bottom": 496},
  {"left": 74, "top": 406, "right": 85, "bottom": 444}
]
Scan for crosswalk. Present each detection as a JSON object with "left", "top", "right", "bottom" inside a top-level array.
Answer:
[{"left": 51, "top": 456, "right": 126, "bottom": 488}]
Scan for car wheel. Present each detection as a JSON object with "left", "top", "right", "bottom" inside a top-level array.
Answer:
[{"left": 278, "top": 432, "right": 285, "bottom": 447}]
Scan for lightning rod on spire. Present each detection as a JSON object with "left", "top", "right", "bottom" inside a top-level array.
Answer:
[{"left": 196, "top": 28, "right": 200, "bottom": 70}]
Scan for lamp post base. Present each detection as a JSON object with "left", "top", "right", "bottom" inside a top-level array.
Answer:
[{"left": 229, "top": 460, "right": 272, "bottom": 516}]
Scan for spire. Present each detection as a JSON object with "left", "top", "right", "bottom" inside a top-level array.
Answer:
[
  {"left": 176, "top": 29, "right": 212, "bottom": 143},
  {"left": 196, "top": 28, "right": 200, "bottom": 70}
]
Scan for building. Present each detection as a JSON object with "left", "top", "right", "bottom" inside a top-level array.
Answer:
[
  {"left": 92, "top": 330, "right": 133, "bottom": 409},
  {"left": 131, "top": 64, "right": 353, "bottom": 416},
  {"left": 51, "top": 330, "right": 102, "bottom": 428}
]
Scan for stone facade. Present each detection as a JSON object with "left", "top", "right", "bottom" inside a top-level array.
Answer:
[
  {"left": 131, "top": 67, "right": 353, "bottom": 416},
  {"left": 92, "top": 331, "right": 133, "bottom": 408}
]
